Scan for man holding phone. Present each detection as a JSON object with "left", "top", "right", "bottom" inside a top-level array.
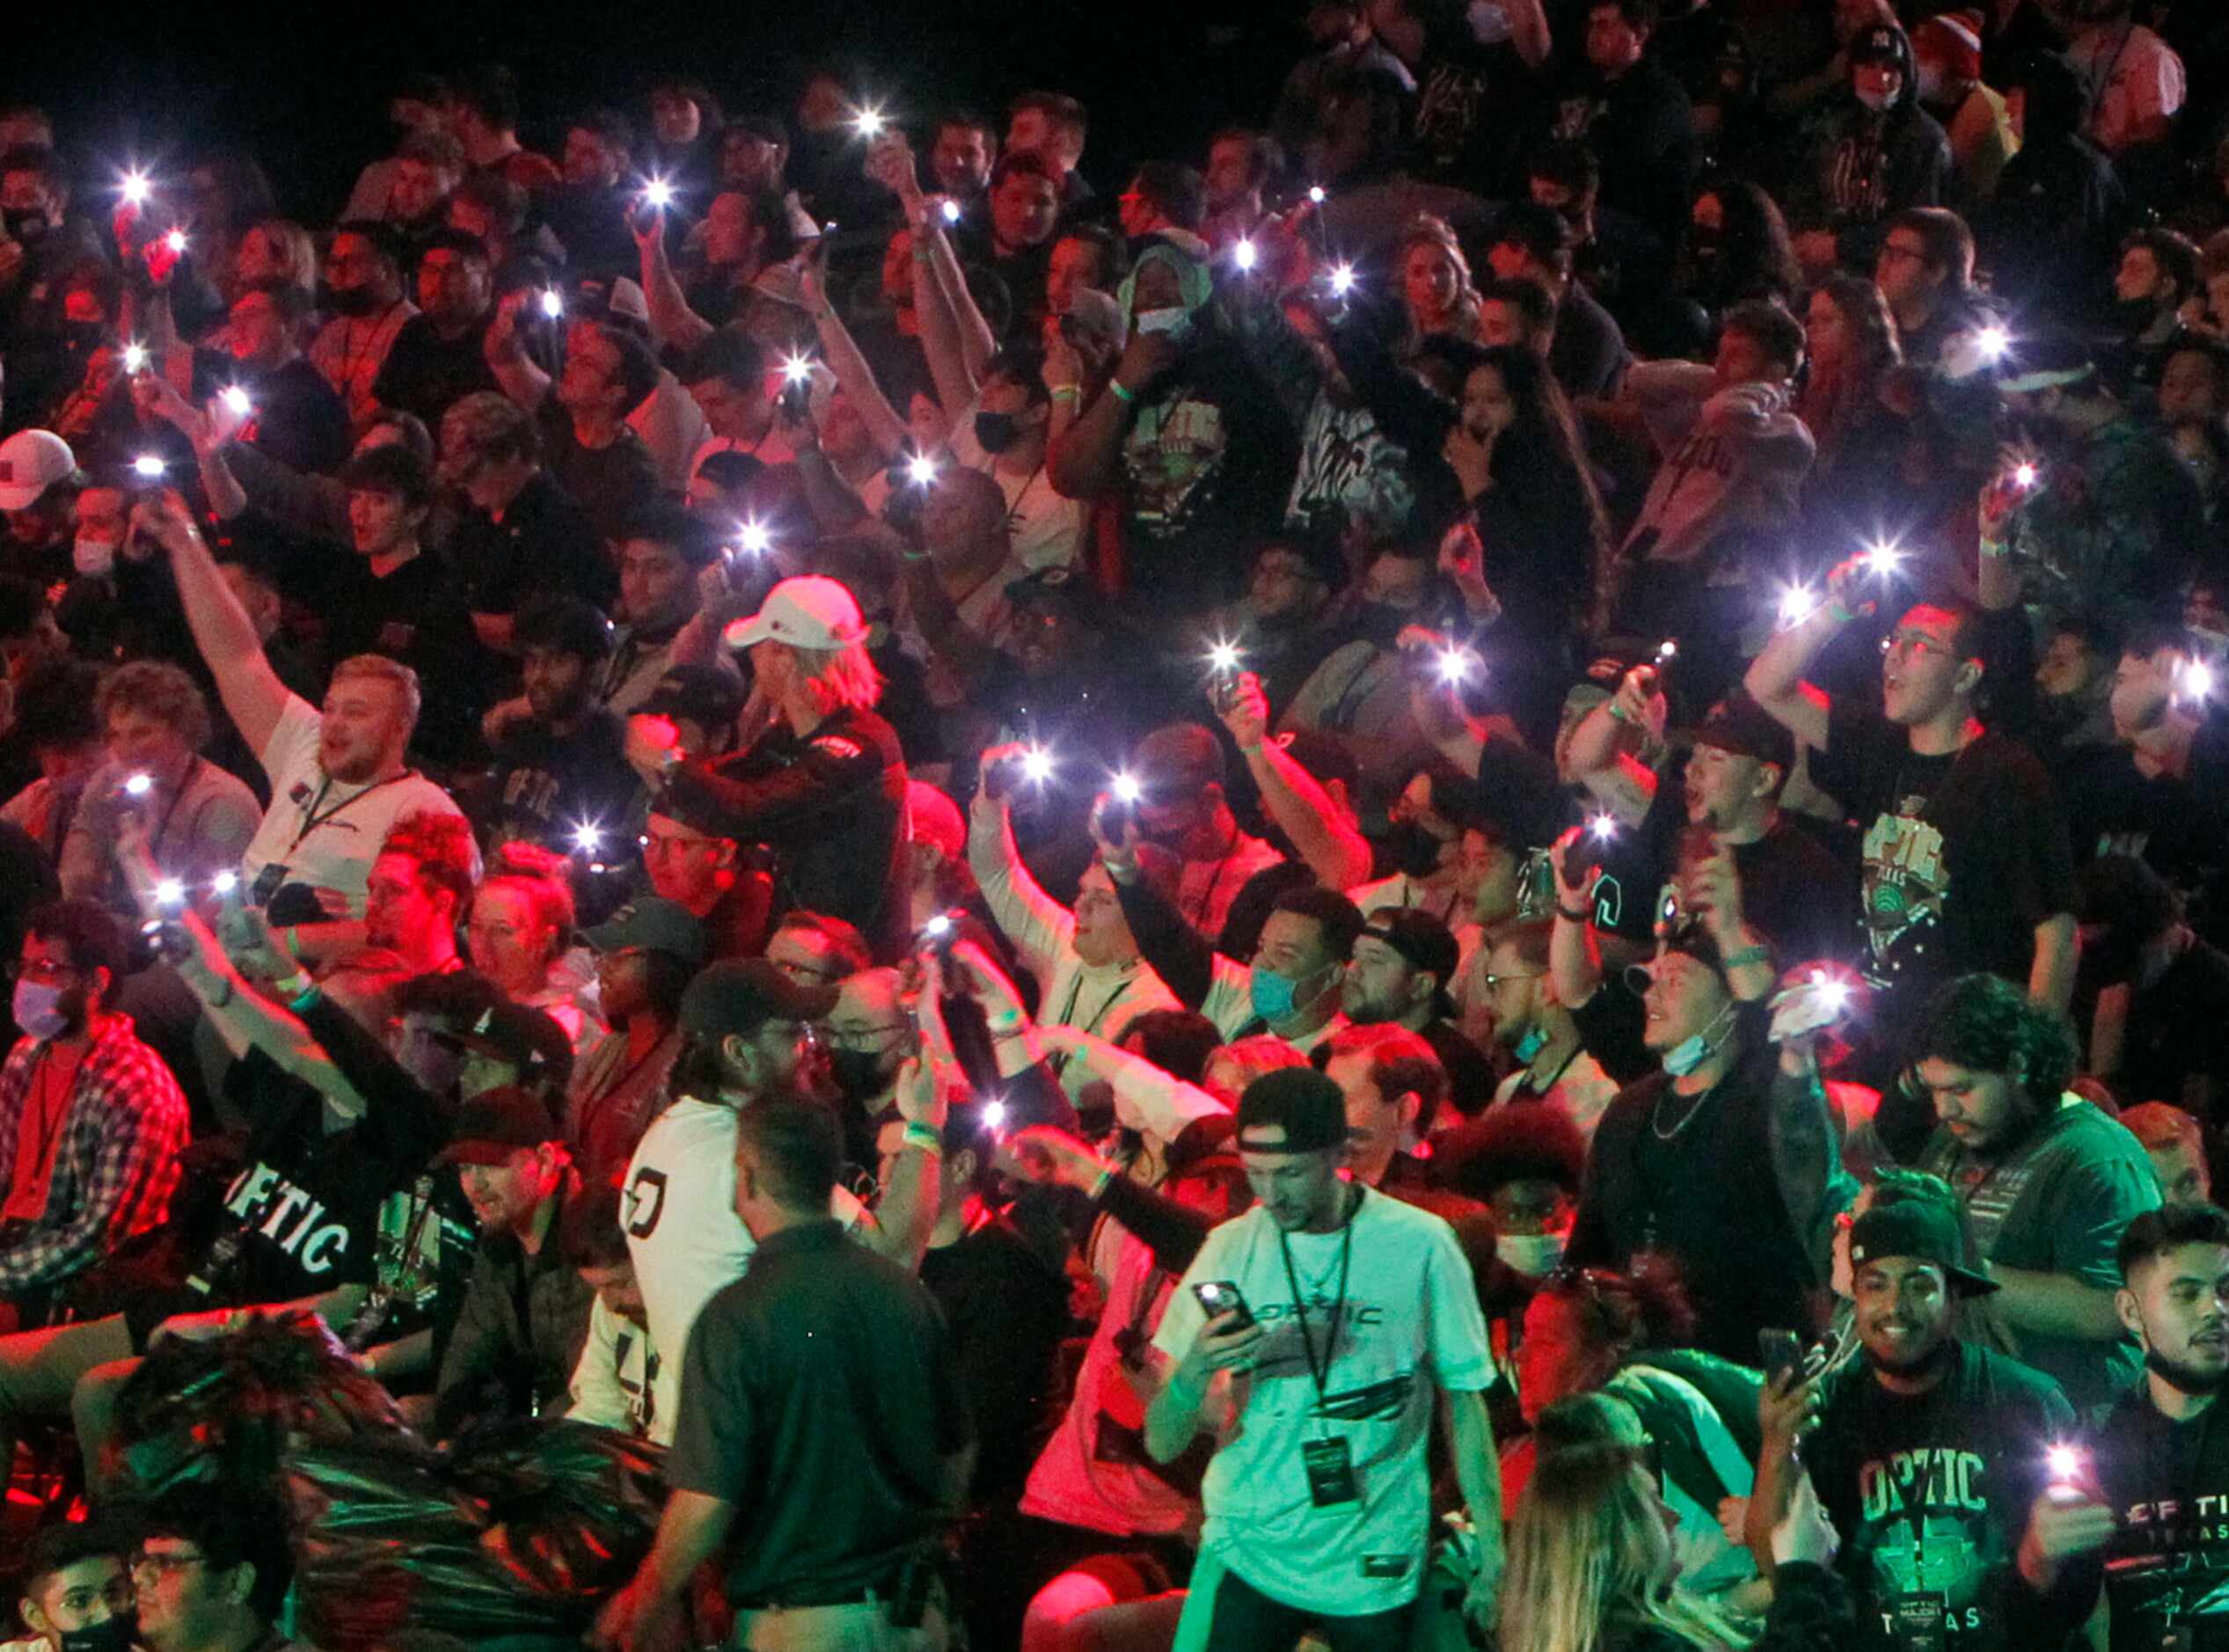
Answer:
[{"left": 1145, "top": 1069, "right": 1501, "bottom": 1649}]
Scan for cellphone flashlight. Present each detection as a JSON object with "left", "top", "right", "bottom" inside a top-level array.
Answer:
[
  {"left": 121, "top": 172, "right": 151, "bottom": 206},
  {"left": 1308, "top": 185, "right": 1326, "bottom": 205},
  {"left": 1327, "top": 262, "right": 1357, "bottom": 296},
  {"left": 220, "top": 386, "right": 252, "bottom": 418},
  {"left": 1810, "top": 969, "right": 1853, "bottom": 1013},
  {"left": 2181, "top": 659, "right": 2216, "bottom": 702},
  {"left": 781, "top": 353, "right": 815, "bottom": 386},
  {"left": 1655, "top": 639, "right": 1678, "bottom": 665},
  {"left": 737, "top": 520, "right": 773, "bottom": 555},
  {"left": 1019, "top": 745, "right": 1056, "bottom": 785},
  {"left": 539, "top": 289, "right": 565, "bottom": 319},
  {"left": 1436, "top": 647, "right": 1476, "bottom": 685},
  {"left": 1862, "top": 540, "right": 1904, "bottom": 577},
  {"left": 210, "top": 870, "right": 238, "bottom": 896},
  {"left": 852, "top": 106, "right": 888, "bottom": 139},
  {"left": 163, "top": 229, "right": 187, "bottom": 254},
  {"left": 1588, "top": 812, "right": 1619, "bottom": 842},
  {"left": 572, "top": 823, "right": 604, "bottom": 855},
  {"left": 1233, "top": 238, "right": 1257, "bottom": 272},
  {"left": 1976, "top": 325, "right": 2011, "bottom": 362},
  {"left": 940, "top": 199, "right": 961, "bottom": 224},
  {"left": 1206, "top": 640, "right": 1243, "bottom": 676},
  {"left": 922, "top": 913, "right": 954, "bottom": 941},
  {"left": 154, "top": 878, "right": 186, "bottom": 908},
  {"left": 981, "top": 1099, "right": 1008, "bottom": 1132},
  {"left": 121, "top": 342, "right": 148, "bottom": 373},
  {"left": 131, "top": 455, "right": 165, "bottom": 480},
  {"left": 1778, "top": 586, "right": 1819, "bottom": 628},
  {"left": 1111, "top": 771, "right": 1144, "bottom": 804},
  {"left": 2046, "top": 1444, "right": 2083, "bottom": 1486},
  {"left": 641, "top": 178, "right": 675, "bottom": 211},
  {"left": 123, "top": 771, "right": 155, "bottom": 798},
  {"left": 907, "top": 453, "right": 939, "bottom": 487},
  {"left": 2013, "top": 462, "right": 2038, "bottom": 489}
]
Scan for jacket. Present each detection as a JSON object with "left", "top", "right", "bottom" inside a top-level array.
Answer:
[{"left": 434, "top": 1169, "right": 595, "bottom": 1437}]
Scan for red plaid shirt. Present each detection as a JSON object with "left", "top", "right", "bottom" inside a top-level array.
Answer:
[{"left": 0, "top": 1013, "right": 190, "bottom": 1294}]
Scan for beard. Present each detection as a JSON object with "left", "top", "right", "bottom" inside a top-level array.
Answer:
[
  {"left": 1860, "top": 1322, "right": 1955, "bottom": 1380},
  {"left": 2146, "top": 1345, "right": 2229, "bottom": 1397}
]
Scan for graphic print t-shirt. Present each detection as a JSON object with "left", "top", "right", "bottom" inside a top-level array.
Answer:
[
  {"left": 1804, "top": 1341, "right": 2079, "bottom": 1652},
  {"left": 1152, "top": 1188, "right": 1493, "bottom": 1616},
  {"left": 1812, "top": 699, "right": 2074, "bottom": 1027},
  {"left": 2095, "top": 1387, "right": 2229, "bottom": 1651}
]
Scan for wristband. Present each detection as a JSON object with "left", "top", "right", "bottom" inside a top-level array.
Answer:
[
  {"left": 1723, "top": 944, "right": 1772, "bottom": 972},
  {"left": 1826, "top": 601, "right": 1856, "bottom": 625},
  {"left": 1978, "top": 535, "right": 2009, "bottom": 559},
  {"left": 1555, "top": 904, "right": 1592, "bottom": 924},
  {"left": 1606, "top": 703, "right": 1630, "bottom": 724},
  {"left": 289, "top": 983, "right": 323, "bottom": 1014},
  {"left": 1108, "top": 380, "right": 1137, "bottom": 406},
  {"left": 902, "top": 1122, "right": 944, "bottom": 1158},
  {"left": 1049, "top": 384, "right": 1082, "bottom": 403},
  {"left": 282, "top": 924, "right": 304, "bottom": 961},
  {"left": 985, "top": 1007, "right": 1027, "bottom": 1037},
  {"left": 1087, "top": 1165, "right": 1116, "bottom": 1202}
]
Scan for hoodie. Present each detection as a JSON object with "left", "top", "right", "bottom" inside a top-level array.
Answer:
[
  {"left": 1619, "top": 363, "right": 1816, "bottom": 567},
  {"left": 1793, "top": 25, "right": 1954, "bottom": 266}
]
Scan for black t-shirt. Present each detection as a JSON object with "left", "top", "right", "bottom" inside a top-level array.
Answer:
[
  {"left": 2119, "top": 938, "right": 2229, "bottom": 1117},
  {"left": 917, "top": 1218, "right": 1072, "bottom": 1507},
  {"left": 438, "top": 471, "right": 616, "bottom": 721},
  {"left": 194, "top": 354, "right": 352, "bottom": 477},
  {"left": 1636, "top": 767, "right": 1858, "bottom": 971},
  {"left": 1804, "top": 1341, "right": 2083, "bottom": 1652},
  {"left": 370, "top": 313, "right": 501, "bottom": 428},
  {"left": 2094, "top": 1385, "right": 2229, "bottom": 1652},
  {"left": 2060, "top": 725, "right": 2229, "bottom": 944},
  {"left": 1542, "top": 58, "right": 1698, "bottom": 246},
  {"left": 486, "top": 706, "right": 642, "bottom": 855},
  {"left": 537, "top": 404, "right": 660, "bottom": 553},
  {"left": 1813, "top": 699, "right": 2075, "bottom": 1042}
]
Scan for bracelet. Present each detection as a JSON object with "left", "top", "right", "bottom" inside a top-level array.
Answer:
[
  {"left": 1108, "top": 380, "right": 1137, "bottom": 405},
  {"left": 1555, "top": 904, "right": 1592, "bottom": 924},
  {"left": 288, "top": 980, "right": 323, "bottom": 1014},
  {"left": 282, "top": 925, "right": 304, "bottom": 961},
  {"left": 1978, "top": 536, "right": 2009, "bottom": 559},
  {"left": 1087, "top": 1165, "right": 1116, "bottom": 1202},
  {"left": 1049, "top": 384, "right": 1082, "bottom": 403},
  {"left": 1606, "top": 703, "right": 1630, "bottom": 724},
  {"left": 1826, "top": 601, "right": 1855, "bottom": 625},
  {"left": 902, "top": 1122, "right": 945, "bottom": 1158},
  {"left": 1723, "top": 944, "right": 1772, "bottom": 972}
]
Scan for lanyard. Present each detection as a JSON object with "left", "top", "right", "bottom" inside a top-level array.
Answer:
[
  {"left": 286, "top": 769, "right": 416, "bottom": 855},
  {"left": 1058, "top": 969, "right": 1136, "bottom": 1038},
  {"left": 1276, "top": 1188, "right": 1357, "bottom": 1405},
  {"left": 146, "top": 757, "right": 201, "bottom": 852}
]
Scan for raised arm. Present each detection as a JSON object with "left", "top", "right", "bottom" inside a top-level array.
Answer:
[
  {"left": 483, "top": 292, "right": 553, "bottom": 413},
  {"left": 965, "top": 762, "right": 1078, "bottom": 987},
  {"left": 134, "top": 489, "right": 293, "bottom": 758},
  {"left": 1218, "top": 672, "right": 1371, "bottom": 889},
  {"left": 1563, "top": 663, "right": 1664, "bottom": 823},
  {"left": 1050, "top": 332, "right": 1177, "bottom": 501},
  {"left": 1743, "top": 555, "right": 1872, "bottom": 755},
  {"left": 801, "top": 254, "right": 916, "bottom": 458},
  {"left": 633, "top": 207, "right": 713, "bottom": 358}
]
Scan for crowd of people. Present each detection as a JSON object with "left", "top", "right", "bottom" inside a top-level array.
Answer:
[{"left": 0, "top": 0, "right": 2227, "bottom": 1647}]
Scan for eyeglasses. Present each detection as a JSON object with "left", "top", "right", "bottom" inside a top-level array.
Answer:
[
  {"left": 1877, "top": 242, "right": 1929, "bottom": 267},
  {"left": 824, "top": 1020, "right": 910, "bottom": 1051},
  {"left": 131, "top": 1553, "right": 208, "bottom": 1582},
  {"left": 12, "top": 957, "right": 81, "bottom": 984},
  {"left": 772, "top": 958, "right": 842, "bottom": 984},
  {"left": 1881, "top": 630, "right": 1955, "bottom": 661}
]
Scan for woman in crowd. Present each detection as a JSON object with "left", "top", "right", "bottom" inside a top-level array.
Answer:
[{"left": 467, "top": 842, "right": 608, "bottom": 1056}]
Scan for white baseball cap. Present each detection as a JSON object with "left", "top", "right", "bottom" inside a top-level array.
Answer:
[
  {"left": 724, "top": 575, "right": 868, "bottom": 651},
  {"left": 0, "top": 430, "right": 77, "bottom": 511}
]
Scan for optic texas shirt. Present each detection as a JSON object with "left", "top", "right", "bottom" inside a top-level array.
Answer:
[
  {"left": 1801, "top": 1340, "right": 2085, "bottom": 1651},
  {"left": 2094, "top": 1385, "right": 2229, "bottom": 1650}
]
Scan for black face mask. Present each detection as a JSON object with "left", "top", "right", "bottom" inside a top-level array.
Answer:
[
  {"left": 1385, "top": 819, "right": 1447, "bottom": 879},
  {"left": 60, "top": 1616, "right": 136, "bottom": 1652},
  {"left": 3, "top": 208, "right": 49, "bottom": 244},
  {"left": 1356, "top": 601, "right": 1413, "bottom": 647},
  {"left": 61, "top": 320, "right": 105, "bottom": 355},
  {"left": 828, "top": 1047, "right": 891, "bottom": 1104},
  {"left": 2115, "top": 294, "right": 2161, "bottom": 333}
]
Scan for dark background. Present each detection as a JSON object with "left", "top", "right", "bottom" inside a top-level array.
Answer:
[{"left": 6, "top": 3, "right": 1309, "bottom": 218}]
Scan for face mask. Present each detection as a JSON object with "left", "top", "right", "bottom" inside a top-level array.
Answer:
[
  {"left": 11, "top": 980, "right": 69, "bottom": 1042},
  {"left": 1661, "top": 1000, "right": 1736, "bottom": 1077},
  {"left": 1356, "top": 601, "right": 1412, "bottom": 647},
  {"left": 60, "top": 1618, "right": 136, "bottom": 1652},
  {"left": 1250, "top": 962, "right": 1326, "bottom": 1025},
  {"left": 1133, "top": 307, "right": 1194, "bottom": 342},
  {"left": 1513, "top": 1024, "right": 1549, "bottom": 1064},
  {"left": 1385, "top": 819, "right": 1446, "bottom": 880},
  {"left": 1497, "top": 1229, "right": 1566, "bottom": 1279},
  {"left": 1466, "top": 0, "right": 1514, "bottom": 44},
  {"left": 73, "top": 535, "right": 117, "bottom": 578},
  {"left": 62, "top": 320, "right": 104, "bottom": 355},
  {"left": 1853, "top": 84, "right": 1895, "bottom": 113},
  {"left": 3, "top": 208, "right": 49, "bottom": 244},
  {"left": 326, "top": 283, "right": 378, "bottom": 318},
  {"left": 2115, "top": 294, "right": 2160, "bottom": 331},
  {"left": 828, "top": 1046, "right": 890, "bottom": 1103},
  {"left": 973, "top": 410, "right": 1020, "bottom": 453}
]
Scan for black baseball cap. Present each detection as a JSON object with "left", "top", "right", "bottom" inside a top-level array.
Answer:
[
  {"left": 1692, "top": 692, "right": 1794, "bottom": 777},
  {"left": 1359, "top": 908, "right": 1460, "bottom": 1017},
  {"left": 1848, "top": 1199, "right": 1998, "bottom": 1296},
  {"left": 639, "top": 665, "right": 746, "bottom": 733},
  {"left": 1236, "top": 1069, "right": 1349, "bottom": 1154},
  {"left": 435, "top": 1086, "right": 563, "bottom": 1166},
  {"left": 582, "top": 895, "right": 707, "bottom": 967},
  {"left": 451, "top": 1000, "right": 575, "bottom": 1091},
  {"left": 678, "top": 958, "right": 837, "bottom": 1042}
]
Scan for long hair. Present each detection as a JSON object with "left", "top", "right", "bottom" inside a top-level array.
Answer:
[
  {"left": 1475, "top": 344, "right": 1612, "bottom": 630},
  {"left": 1499, "top": 1444, "right": 1742, "bottom": 1652},
  {"left": 1677, "top": 179, "right": 1801, "bottom": 312},
  {"left": 793, "top": 640, "right": 885, "bottom": 715},
  {"left": 1798, "top": 274, "right": 1902, "bottom": 465}
]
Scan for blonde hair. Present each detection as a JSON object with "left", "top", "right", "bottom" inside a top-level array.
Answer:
[
  {"left": 97, "top": 661, "right": 212, "bottom": 752},
  {"left": 1201, "top": 1034, "right": 1308, "bottom": 1105},
  {"left": 477, "top": 840, "right": 577, "bottom": 959},
  {"left": 330, "top": 653, "right": 423, "bottom": 735},
  {"left": 792, "top": 640, "right": 885, "bottom": 714},
  {"left": 1499, "top": 1445, "right": 1741, "bottom": 1652}
]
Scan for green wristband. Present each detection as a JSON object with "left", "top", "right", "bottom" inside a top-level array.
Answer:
[{"left": 1109, "top": 380, "right": 1136, "bottom": 405}]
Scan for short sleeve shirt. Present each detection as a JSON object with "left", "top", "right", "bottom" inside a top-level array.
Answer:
[
  {"left": 1151, "top": 1188, "right": 1493, "bottom": 1615},
  {"left": 238, "top": 695, "right": 465, "bottom": 917}
]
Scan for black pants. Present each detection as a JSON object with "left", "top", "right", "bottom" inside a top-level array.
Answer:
[{"left": 1198, "top": 1565, "right": 1415, "bottom": 1652}]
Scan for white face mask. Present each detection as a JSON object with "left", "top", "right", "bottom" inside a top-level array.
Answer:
[
  {"left": 1854, "top": 84, "right": 1896, "bottom": 113},
  {"left": 72, "top": 535, "right": 118, "bottom": 578},
  {"left": 1467, "top": 0, "right": 1514, "bottom": 44},
  {"left": 1498, "top": 1229, "right": 1567, "bottom": 1279}
]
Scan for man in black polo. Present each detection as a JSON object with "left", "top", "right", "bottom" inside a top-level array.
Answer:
[{"left": 593, "top": 1097, "right": 972, "bottom": 1652}]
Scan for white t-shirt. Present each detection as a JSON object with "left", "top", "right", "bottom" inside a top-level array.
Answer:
[
  {"left": 2068, "top": 24, "right": 2185, "bottom": 154},
  {"left": 1152, "top": 1187, "right": 1494, "bottom": 1615},
  {"left": 1347, "top": 873, "right": 1465, "bottom": 927},
  {"left": 621, "top": 1094, "right": 869, "bottom": 1389},
  {"left": 239, "top": 695, "right": 464, "bottom": 917},
  {"left": 948, "top": 399, "right": 1085, "bottom": 574}
]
